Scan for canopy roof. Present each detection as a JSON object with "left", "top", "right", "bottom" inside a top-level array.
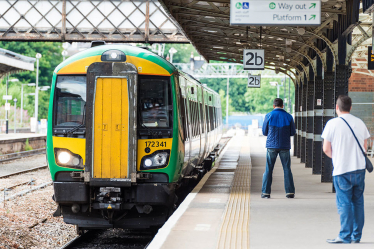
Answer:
[
  {"left": 159, "top": 0, "right": 374, "bottom": 83},
  {"left": 0, "top": 48, "right": 36, "bottom": 78}
]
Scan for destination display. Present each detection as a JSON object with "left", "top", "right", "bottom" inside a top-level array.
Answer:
[{"left": 230, "top": 0, "right": 321, "bottom": 26}]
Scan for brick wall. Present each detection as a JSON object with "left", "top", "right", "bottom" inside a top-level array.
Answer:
[
  {"left": 349, "top": 73, "right": 374, "bottom": 92},
  {"left": 348, "top": 73, "right": 374, "bottom": 146}
]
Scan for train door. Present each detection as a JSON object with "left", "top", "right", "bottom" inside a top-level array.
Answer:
[
  {"left": 198, "top": 85, "right": 206, "bottom": 163},
  {"left": 85, "top": 62, "right": 137, "bottom": 183},
  {"left": 179, "top": 76, "right": 191, "bottom": 170}
]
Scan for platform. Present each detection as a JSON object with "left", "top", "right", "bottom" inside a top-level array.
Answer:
[
  {"left": 148, "top": 135, "right": 374, "bottom": 249},
  {"left": 0, "top": 133, "right": 46, "bottom": 155}
]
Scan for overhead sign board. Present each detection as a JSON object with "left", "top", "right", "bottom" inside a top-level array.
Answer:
[
  {"left": 248, "top": 75, "right": 261, "bottom": 88},
  {"left": 230, "top": 0, "right": 321, "bottom": 26},
  {"left": 2, "top": 95, "right": 12, "bottom": 100},
  {"left": 243, "top": 49, "right": 265, "bottom": 70},
  {"left": 368, "top": 46, "right": 374, "bottom": 70}
]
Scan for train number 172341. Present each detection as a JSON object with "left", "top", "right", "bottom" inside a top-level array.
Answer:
[{"left": 145, "top": 141, "right": 167, "bottom": 148}]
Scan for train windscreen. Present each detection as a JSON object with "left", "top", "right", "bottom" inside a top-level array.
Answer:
[
  {"left": 54, "top": 75, "right": 86, "bottom": 128},
  {"left": 138, "top": 76, "right": 172, "bottom": 129}
]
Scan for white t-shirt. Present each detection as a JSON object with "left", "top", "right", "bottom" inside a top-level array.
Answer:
[{"left": 321, "top": 114, "right": 370, "bottom": 176}]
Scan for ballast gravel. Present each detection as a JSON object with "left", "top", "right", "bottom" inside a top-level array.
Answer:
[{"left": 0, "top": 179, "right": 76, "bottom": 248}]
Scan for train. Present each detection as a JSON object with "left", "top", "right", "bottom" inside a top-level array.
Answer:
[{"left": 47, "top": 43, "right": 223, "bottom": 231}]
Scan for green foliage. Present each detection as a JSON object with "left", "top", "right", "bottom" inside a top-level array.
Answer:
[
  {"left": 201, "top": 77, "right": 295, "bottom": 115},
  {"left": 24, "top": 138, "right": 33, "bottom": 151},
  {"left": 0, "top": 41, "right": 63, "bottom": 119},
  {"left": 163, "top": 44, "right": 200, "bottom": 63}
]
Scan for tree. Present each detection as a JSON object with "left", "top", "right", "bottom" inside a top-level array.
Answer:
[{"left": 0, "top": 41, "right": 63, "bottom": 119}]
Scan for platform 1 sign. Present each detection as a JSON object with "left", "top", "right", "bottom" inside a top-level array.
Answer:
[
  {"left": 248, "top": 75, "right": 261, "bottom": 88},
  {"left": 243, "top": 49, "right": 264, "bottom": 70},
  {"left": 230, "top": 0, "right": 321, "bottom": 26}
]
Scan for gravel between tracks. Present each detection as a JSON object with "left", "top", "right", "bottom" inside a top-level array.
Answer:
[
  {"left": 0, "top": 185, "right": 76, "bottom": 249},
  {"left": 0, "top": 154, "right": 76, "bottom": 248},
  {"left": 0, "top": 154, "right": 47, "bottom": 177}
]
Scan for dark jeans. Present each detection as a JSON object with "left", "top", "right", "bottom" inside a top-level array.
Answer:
[
  {"left": 333, "top": 170, "right": 365, "bottom": 242},
  {"left": 262, "top": 149, "right": 295, "bottom": 195}
]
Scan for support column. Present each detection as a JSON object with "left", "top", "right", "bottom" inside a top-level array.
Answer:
[
  {"left": 294, "top": 83, "right": 299, "bottom": 157},
  {"left": 306, "top": 65, "right": 314, "bottom": 168},
  {"left": 321, "top": 71, "right": 335, "bottom": 182},
  {"left": 321, "top": 34, "right": 351, "bottom": 182},
  {"left": 300, "top": 75, "right": 307, "bottom": 163},
  {"left": 297, "top": 82, "right": 302, "bottom": 158},
  {"left": 313, "top": 57, "right": 324, "bottom": 175},
  {"left": 321, "top": 37, "right": 335, "bottom": 182}
]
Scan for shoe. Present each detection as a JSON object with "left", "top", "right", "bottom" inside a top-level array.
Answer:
[
  {"left": 326, "top": 237, "right": 350, "bottom": 244},
  {"left": 286, "top": 193, "right": 295, "bottom": 198},
  {"left": 351, "top": 240, "right": 360, "bottom": 243},
  {"left": 261, "top": 194, "right": 270, "bottom": 199}
]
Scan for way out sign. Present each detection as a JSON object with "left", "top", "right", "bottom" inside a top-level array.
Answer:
[
  {"left": 243, "top": 49, "right": 264, "bottom": 70},
  {"left": 248, "top": 75, "right": 261, "bottom": 88}
]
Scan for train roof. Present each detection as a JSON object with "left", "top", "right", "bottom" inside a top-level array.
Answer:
[{"left": 54, "top": 44, "right": 178, "bottom": 76}]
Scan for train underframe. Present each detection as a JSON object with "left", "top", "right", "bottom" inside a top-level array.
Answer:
[{"left": 53, "top": 154, "right": 216, "bottom": 232}]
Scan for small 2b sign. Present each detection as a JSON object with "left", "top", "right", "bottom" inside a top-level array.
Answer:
[
  {"left": 243, "top": 49, "right": 265, "bottom": 70},
  {"left": 248, "top": 75, "right": 261, "bottom": 88}
]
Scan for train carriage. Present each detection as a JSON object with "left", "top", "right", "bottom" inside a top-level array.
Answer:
[{"left": 47, "top": 43, "right": 222, "bottom": 230}]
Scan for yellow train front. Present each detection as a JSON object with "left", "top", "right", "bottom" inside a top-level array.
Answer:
[{"left": 47, "top": 44, "right": 222, "bottom": 230}]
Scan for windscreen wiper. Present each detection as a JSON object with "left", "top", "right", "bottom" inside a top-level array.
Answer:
[
  {"left": 65, "top": 103, "right": 86, "bottom": 136},
  {"left": 64, "top": 123, "right": 85, "bottom": 135}
]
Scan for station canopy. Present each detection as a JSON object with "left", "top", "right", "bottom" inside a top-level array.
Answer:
[
  {"left": 0, "top": 48, "right": 36, "bottom": 78},
  {"left": 158, "top": 0, "right": 374, "bottom": 82}
]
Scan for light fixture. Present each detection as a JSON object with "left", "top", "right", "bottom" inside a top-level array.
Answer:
[
  {"left": 297, "top": 28, "right": 305, "bottom": 35},
  {"left": 101, "top": 50, "right": 126, "bottom": 62},
  {"left": 36, "top": 53, "right": 42, "bottom": 59}
]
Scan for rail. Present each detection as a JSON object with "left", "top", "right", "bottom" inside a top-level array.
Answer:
[{"left": 0, "top": 148, "right": 46, "bottom": 163}]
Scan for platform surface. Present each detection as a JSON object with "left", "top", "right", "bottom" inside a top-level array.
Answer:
[
  {"left": 250, "top": 136, "right": 374, "bottom": 248},
  {"left": 148, "top": 134, "right": 374, "bottom": 249}
]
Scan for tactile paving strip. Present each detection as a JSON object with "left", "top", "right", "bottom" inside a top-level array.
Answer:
[{"left": 217, "top": 138, "right": 251, "bottom": 249}]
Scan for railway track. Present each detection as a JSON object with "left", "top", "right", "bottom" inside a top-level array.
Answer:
[
  {"left": 0, "top": 148, "right": 46, "bottom": 163},
  {"left": 60, "top": 229, "right": 154, "bottom": 249},
  {"left": 0, "top": 165, "right": 48, "bottom": 179},
  {"left": 60, "top": 137, "right": 232, "bottom": 249}
]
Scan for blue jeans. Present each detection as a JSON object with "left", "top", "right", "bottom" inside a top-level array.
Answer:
[
  {"left": 333, "top": 170, "right": 365, "bottom": 242},
  {"left": 262, "top": 149, "right": 295, "bottom": 194}
]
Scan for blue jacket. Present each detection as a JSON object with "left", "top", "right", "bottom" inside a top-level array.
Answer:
[{"left": 262, "top": 108, "right": 296, "bottom": 150}]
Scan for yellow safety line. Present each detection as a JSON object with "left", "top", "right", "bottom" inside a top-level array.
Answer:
[{"left": 217, "top": 138, "right": 251, "bottom": 249}]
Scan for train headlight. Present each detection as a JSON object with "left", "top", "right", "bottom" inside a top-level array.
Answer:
[
  {"left": 101, "top": 50, "right": 126, "bottom": 62},
  {"left": 58, "top": 151, "right": 71, "bottom": 164},
  {"left": 144, "top": 159, "right": 153, "bottom": 167},
  {"left": 141, "top": 150, "right": 170, "bottom": 170},
  {"left": 55, "top": 149, "right": 84, "bottom": 169}
]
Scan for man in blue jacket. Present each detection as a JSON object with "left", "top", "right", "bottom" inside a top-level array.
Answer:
[{"left": 261, "top": 98, "right": 296, "bottom": 199}]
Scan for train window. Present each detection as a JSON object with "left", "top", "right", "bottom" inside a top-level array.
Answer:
[
  {"left": 200, "top": 102, "right": 204, "bottom": 133},
  {"left": 205, "top": 105, "right": 210, "bottom": 132},
  {"left": 138, "top": 76, "right": 172, "bottom": 128},
  {"left": 54, "top": 75, "right": 86, "bottom": 127}
]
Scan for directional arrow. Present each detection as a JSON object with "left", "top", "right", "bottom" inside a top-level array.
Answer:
[
  {"left": 309, "top": 15, "right": 316, "bottom": 20},
  {"left": 309, "top": 3, "right": 316, "bottom": 9}
]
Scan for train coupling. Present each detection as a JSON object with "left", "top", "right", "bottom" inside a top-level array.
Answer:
[{"left": 92, "top": 187, "right": 122, "bottom": 210}]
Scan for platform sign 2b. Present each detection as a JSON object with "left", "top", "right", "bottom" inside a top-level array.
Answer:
[
  {"left": 248, "top": 75, "right": 261, "bottom": 88},
  {"left": 243, "top": 49, "right": 265, "bottom": 70}
]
